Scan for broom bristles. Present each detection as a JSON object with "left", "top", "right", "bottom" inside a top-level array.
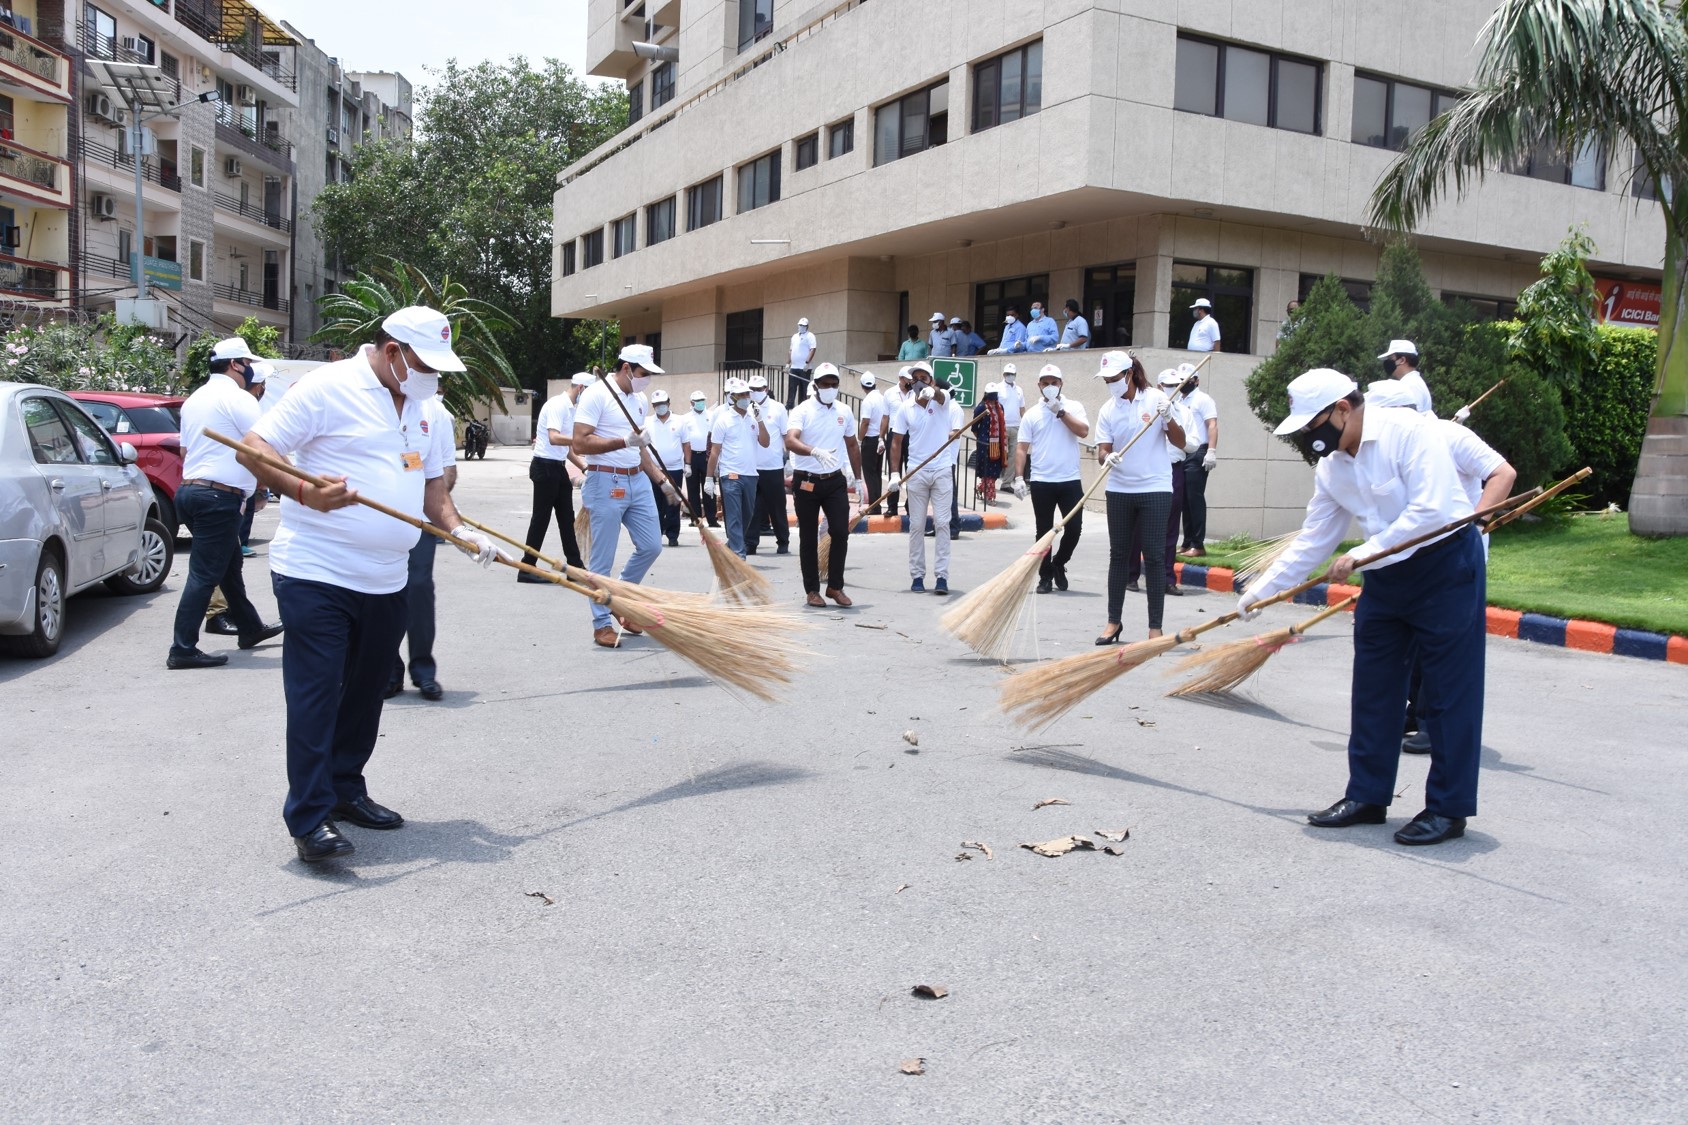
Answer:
[
  {"left": 571, "top": 567, "right": 710, "bottom": 608},
  {"left": 606, "top": 594, "right": 810, "bottom": 701},
  {"left": 1232, "top": 530, "right": 1300, "bottom": 590},
  {"left": 1165, "top": 629, "right": 1295, "bottom": 697},
  {"left": 816, "top": 531, "right": 833, "bottom": 577},
  {"left": 1000, "top": 635, "right": 1181, "bottom": 731},
  {"left": 703, "top": 529, "right": 774, "bottom": 605},
  {"left": 574, "top": 507, "right": 593, "bottom": 561},
  {"left": 939, "top": 533, "right": 1055, "bottom": 660}
]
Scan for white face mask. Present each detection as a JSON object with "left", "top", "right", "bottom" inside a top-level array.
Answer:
[
  {"left": 1031, "top": 308, "right": 1043, "bottom": 320},
  {"left": 816, "top": 387, "right": 838, "bottom": 405},
  {"left": 631, "top": 372, "right": 652, "bottom": 393},
  {"left": 1111, "top": 379, "right": 1132, "bottom": 400},
  {"left": 733, "top": 395, "right": 750, "bottom": 410},
  {"left": 655, "top": 404, "right": 670, "bottom": 416},
  {"left": 1005, "top": 315, "right": 1017, "bottom": 324},
  {"left": 393, "top": 351, "right": 438, "bottom": 402},
  {"left": 750, "top": 389, "right": 767, "bottom": 403},
  {"left": 1004, "top": 375, "right": 1016, "bottom": 384},
  {"left": 1041, "top": 384, "right": 1060, "bottom": 402}
]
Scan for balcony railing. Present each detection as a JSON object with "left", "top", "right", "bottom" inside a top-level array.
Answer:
[
  {"left": 0, "top": 137, "right": 71, "bottom": 206},
  {"left": 0, "top": 21, "right": 66, "bottom": 86},
  {"left": 215, "top": 104, "right": 294, "bottom": 163},
  {"left": 213, "top": 281, "right": 289, "bottom": 314},
  {"left": 78, "top": 137, "right": 182, "bottom": 192},
  {"left": 174, "top": 0, "right": 298, "bottom": 92},
  {"left": 212, "top": 189, "right": 291, "bottom": 234},
  {"left": 0, "top": 251, "right": 68, "bottom": 303}
]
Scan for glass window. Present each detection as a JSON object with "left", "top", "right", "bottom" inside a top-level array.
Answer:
[
  {"left": 190, "top": 147, "right": 205, "bottom": 187},
  {"left": 828, "top": 118, "right": 853, "bottom": 159},
  {"left": 972, "top": 40, "right": 1043, "bottom": 133},
  {"left": 84, "top": 4, "right": 117, "bottom": 59},
  {"left": 1170, "top": 261, "right": 1254, "bottom": 354},
  {"left": 23, "top": 398, "right": 80, "bottom": 465},
  {"left": 795, "top": 133, "right": 819, "bottom": 171},
  {"left": 724, "top": 308, "right": 764, "bottom": 365},
  {"left": 687, "top": 175, "right": 723, "bottom": 230},
  {"left": 650, "top": 62, "right": 675, "bottom": 110},
  {"left": 189, "top": 240, "right": 204, "bottom": 281},
  {"left": 561, "top": 242, "right": 576, "bottom": 277},
  {"left": 1351, "top": 75, "right": 1388, "bottom": 146},
  {"left": 612, "top": 214, "right": 637, "bottom": 258},
  {"left": 160, "top": 52, "right": 179, "bottom": 79},
  {"left": 581, "top": 229, "right": 604, "bottom": 269},
  {"left": 1175, "top": 34, "right": 1321, "bottom": 135},
  {"left": 738, "top": 0, "right": 773, "bottom": 52},
  {"left": 57, "top": 403, "right": 119, "bottom": 464},
  {"left": 973, "top": 274, "right": 1049, "bottom": 348},
  {"left": 628, "top": 80, "right": 644, "bottom": 126},
  {"left": 646, "top": 196, "right": 676, "bottom": 245},
  {"left": 875, "top": 81, "right": 948, "bottom": 166},
  {"left": 79, "top": 400, "right": 124, "bottom": 431},
  {"left": 737, "top": 150, "right": 780, "bottom": 213},
  {"left": 1508, "top": 139, "right": 1604, "bottom": 190},
  {"left": 1568, "top": 138, "right": 1605, "bottom": 190},
  {"left": 1391, "top": 83, "right": 1432, "bottom": 147},
  {"left": 1297, "top": 273, "right": 1373, "bottom": 312},
  {"left": 1352, "top": 72, "right": 1461, "bottom": 150},
  {"left": 1442, "top": 293, "right": 1519, "bottom": 321}
]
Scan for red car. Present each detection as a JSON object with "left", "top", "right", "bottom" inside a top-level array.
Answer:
[{"left": 69, "top": 391, "right": 186, "bottom": 532}]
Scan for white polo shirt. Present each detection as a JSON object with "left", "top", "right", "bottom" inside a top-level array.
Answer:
[
  {"left": 1097, "top": 388, "right": 1174, "bottom": 492},
  {"left": 533, "top": 393, "right": 575, "bottom": 461},
  {"left": 999, "top": 381, "right": 1025, "bottom": 426},
  {"left": 789, "top": 330, "right": 817, "bottom": 369},
  {"left": 711, "top": 407, "right": 767, "bottom": 477},
  {"left": 1188, "top": 315, "right": 1222, "bottom": 352},
  {"left": 683, "top": 408, "right": 712, "bottom": 454},
  {"left": 422, "top": 395, "right": 457, "bottom": 469},
  {"left": 1185, "top": 387, "right": 1218, "bottom": 445},
  {"left": 892, "top": 396, "right": 964, "bottom": 467},
  {"left": 860, "top": 389, "right": 889, "bottom": 438},
  {"left": 1017, "top": 396, "right": 1089, "bottom": 482},
  {"left": 648, "top": 407, "right": 687, "bottom": 470},
  {"left": 1397, "top": 369, "right": 1434, "bottom": 414},
  {"left": 179, "top": 373, "right": 261, "bottom": 495},
  {"left": 1163, "top": 397, "right": 1196, "bottom": 462},
  {"left": 251, "top": 346, "right": 440, "bottom": 594},
  {"left": 787, "top": 398, "right": 855, "bottom": 473},
  {"left": 751, "top": 399, "right": 788, "bottom": 471},
  {"left": 574, "top": 379, "right": 649, "bottom": 470}
]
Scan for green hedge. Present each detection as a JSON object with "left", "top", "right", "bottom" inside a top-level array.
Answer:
[{"left": 1559, "top": 326, "right": 1655, "bottom": 509}]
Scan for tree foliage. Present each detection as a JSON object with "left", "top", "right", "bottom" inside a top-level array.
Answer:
[
  {"left": 1563, "top": 327, "right": 1657, "bottom": 508},
  {"left": 181, "top": 316, "right": 284, "bottom": 394},
  {"left": 311, "top": 58, "right": 627, "bottom": 393},
  {"left": 1510, "top": 227, "right": 1602, "bottom": 391}
]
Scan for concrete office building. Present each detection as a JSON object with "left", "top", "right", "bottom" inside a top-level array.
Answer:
[{"left": 552, "top": 0, "right": 1665, "bottom": 534}]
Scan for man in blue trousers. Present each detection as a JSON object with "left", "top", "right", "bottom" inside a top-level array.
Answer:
[{"left": 1239, "top": 368, "right": 1486, "bottom": 846}]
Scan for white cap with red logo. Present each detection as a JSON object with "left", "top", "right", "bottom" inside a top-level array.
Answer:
[{"left": 382, "top": 306, "right": 466, "bottom": 372}]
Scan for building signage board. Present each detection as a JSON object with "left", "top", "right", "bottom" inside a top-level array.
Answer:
[
  {"left": 1595, "top": 278, "right": 1661, "bottom": 329},
  {"left": 932, "top": 358, "right": 977, "bottom": 407},
  {"left": 143, "top": 255, "right": 183, "bottom": 291}
]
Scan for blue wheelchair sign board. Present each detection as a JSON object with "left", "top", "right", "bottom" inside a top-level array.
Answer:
[{"left": 932, "top": 358, "right": 977, "bottom": 407}]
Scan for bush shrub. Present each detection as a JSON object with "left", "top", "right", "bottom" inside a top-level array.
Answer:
[{"left": 1561, "top": 327, "right": 1655, "bottom": 509}]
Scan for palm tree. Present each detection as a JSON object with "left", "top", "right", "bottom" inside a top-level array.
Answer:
[
  {"left": 313, "top": 258, "right": 516, "bottom": 420},
  {"left": 1370, "top": 0, "right": 1687, "bottom": 536}
]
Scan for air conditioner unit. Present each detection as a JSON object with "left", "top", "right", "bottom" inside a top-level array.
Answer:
[
  {"left": 224, "top": 156, "right": 242, "bottom": 177},
  {"left": 120, "top": 35, "right": 140, "bottom": 56},
  {"left": 87, "top": 92, "right": 114, "bottom": 121},
  {"left": 92, "top": 195, "right": 117, "bottom": 220},
  {"left": 236, "top": 84, "right": 255, "bottom": 105},
  {"left": 326, "top": 126, "right": 339, "bottom": 145},
  {"left": 113, "top": 109, "right": 129, "bottom": 128},
  {"left": 1, "top": 225, "right": 21, "bottom": 249}
]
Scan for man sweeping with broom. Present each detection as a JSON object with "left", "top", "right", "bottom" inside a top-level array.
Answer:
[
  {"left": 1240, "top": 369, "right": 1487, "bottom": 846},
  {"left": 785, "top": 363, "right": 868, "bottom": 607}
]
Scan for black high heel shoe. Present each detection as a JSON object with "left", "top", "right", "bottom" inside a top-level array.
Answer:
[{"left": 1095, "top": 624, "right": 1123, "bottom": 646}]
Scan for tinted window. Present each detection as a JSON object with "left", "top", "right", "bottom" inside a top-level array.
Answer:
[
  {"left": 79, "top": 400, "right": 124, "bottom": 431},
  {"left": 56, "top": 403, "right": 119, "bottom": 464},
  {"left": 23, "top": 398, "right": 80, "bottom": 465},
  {"left": 124, "top": 405, "right": 181, "bottom": 433}
]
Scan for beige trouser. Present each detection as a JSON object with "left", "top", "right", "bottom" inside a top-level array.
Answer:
[{"left": 1000, "top": 426, "right": 1020, "bottom": 486}]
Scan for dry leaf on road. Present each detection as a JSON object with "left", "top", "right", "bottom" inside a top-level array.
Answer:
[
  {"left": 1094, "top": 829, "right": 1130, "bottom": 842},
  {"left": 911, "top": 984, "right": 949, "bottom": 999},
  {"left": 900, "top": 1058, "right": 926, "bottom": 1075},
  {"left": 902, "top": 730, "right": 920, "bottom": 746},
  {"left": 1020, "top": 835, "right": 1097, "bottom": 858},
  {"left": 524, "top": 891, "right": 556, "bottom": 906},
  {"left": 1032, "top": 797, "right": 1071, "bottom": 810},
  {"left": 959, "top": 840, "right": 994, "bottom": 860},
  {"left": 1104, "top": 846, "right": 1126, "bottom": 856},
  {"left": 895, "top": 883, "right": 912, "bottom": 893},
  {"left": 954, "top": 851, "right": 973, "bottom": 861}
]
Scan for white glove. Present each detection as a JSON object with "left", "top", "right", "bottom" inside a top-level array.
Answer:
[
  {"left": 625, "top": 430, "right": 652, "bottom": 450},
  {"left": 812, "top": 446, "right": 839, "bottom": 471},
  {"left": 1237, "top": 591, "right": 1263, "bottom": 621},
  {"left": 703, "top": 477, "right": 718, "bottom": 498},
  {"left": 1454, "top": 405, "right": 1472, "bottom": 424},
  {"left": 661, "top": 481, "right": 681, "bottom": 505},
  {"left": 1055, "top": 343, "right": 1070, "bottom": 351},
  {"left": 917, "top": 386, "right": 935, "bottom": 404},
  {"left": 1155, "top": 397, "right": 1174, "bottom": 418},
  {"left": 987, "top": 347, "right": 1005, "bottom": 356},
  {"left": 1202, "top": 449, "right": 1218, "bottom": 470},
  {"left": 451, "top": 527, "right": 499, "bottom": 568},
  {"left": 887, "top": 472, "right": 903, "bottom": 492},
  {"left": 1103, "top": 450, "right": 1124, "bottom": 469},
  {"left": 1012, "top": 479, "right": 1029, "bottom": 500},
  {"left": 856, "top": 480, "right": 870, "bottom": 507}
]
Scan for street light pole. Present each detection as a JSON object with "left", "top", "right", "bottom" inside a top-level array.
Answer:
[{"left": 128, "top": 94, "right": 147, "bottom": 302}]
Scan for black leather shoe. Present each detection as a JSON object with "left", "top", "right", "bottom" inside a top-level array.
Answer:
[
  {"left": 205, "top": 613, "right": 240, "bottom": 636},
  {"left": 384, "top": 682, "right": 403, "bottom": 699},
  {"left": 1165, "top": 584, "right": 1185, "bottom": 596},
  {"left": 516, "top": 572, "right": 552, "bottom": 584},
  {"left": 1125, "top": 580, "right": 1142, "bottom": 593},
  {"left": 1308, "top": 798, "right": 1388, "bottom": 827},
  {"left": 237, "top": 622, "right": 284, "bottom": 649},
  {"left": 331, "top": 795, "right": 404, "bottom": 830},
  {"left": 167, "top": 649, "right": 228, "bottom": 670},
  {"left": 1036, "top": 578, "right": 1053, "bottom": 594},
  {"left": 1401, "top": 730, "right": 1432, "bottom": 754},
  {"left": 1053, "top": 566, "right": 1068, "bottom": 591},
  {"left": 294, "top": 821, "right": 354, "bottom": 862},
  {"left": 776, "top": 544, "right": 790, "bottom": 555},
  {"left": 1395, "top": 810, "right": 1465, "bottom": 845},
  {"left": 417, "top": 680, "right": 444, "bottom": 701}
]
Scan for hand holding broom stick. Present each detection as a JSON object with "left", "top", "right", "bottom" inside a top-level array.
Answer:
[
  {"left": 206, "top": 430, "right": 805, "bottom": 701},
  {"left": 1452, "top": 378, "right": 1506, "bottom": 424}
]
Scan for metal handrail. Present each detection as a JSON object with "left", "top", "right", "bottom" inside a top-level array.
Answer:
[
  {"left": 211, "top": 188, "right": 292, "bottom": 233},
  {"left": 0, "top": 136, "right": 66, "bottom": 190},
  {"left": 212, "top": 281, "right": 289, "bottom": 314},
  {"left": 77, "top": 137, "right": 181, "bottom": 191},
  {"left": 0, "top": 21, "right": 66, "bottom": 81}
]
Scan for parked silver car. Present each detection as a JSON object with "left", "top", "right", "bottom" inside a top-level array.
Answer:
[{"left": 0, "top": 383, "right": 175, "bottom": 657}]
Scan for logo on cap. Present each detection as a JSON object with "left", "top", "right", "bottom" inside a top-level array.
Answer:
[{"left": 441, "top": 325, "right": 451, "bottom": 342}]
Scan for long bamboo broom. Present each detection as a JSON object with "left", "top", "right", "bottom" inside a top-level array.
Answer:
[
  {"left": 458, "top": 515, "right": 709, "bottom": 609},
  {"left": 594, "top": 374, "right": 771, "bottom": 606},
  {"left": 206, "top": 430, "right": 806, "bottom": 700},
  {"left": 814, "top": 425, "right": 970, "bottom": 575},
  {"left": 1000, "top": 484, "right": 1549, "bottom": 727},
  {"left": 943, "top": 366, "right": 1205, "bottom": 660}
]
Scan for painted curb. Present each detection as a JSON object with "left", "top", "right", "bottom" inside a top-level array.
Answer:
[{"left": 1173, "top": 562, "right": 1687, "bottom": 665}]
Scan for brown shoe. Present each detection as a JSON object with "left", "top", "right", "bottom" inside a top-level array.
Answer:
[
  {"left": 825, "top": 588, "right": 853, "bottom": 607},
  {"left": 805, "top": 593, "right": 827, "bottom": 608},
  {"left": 593, "top": 626, "right": 621, "bottom": 649}
]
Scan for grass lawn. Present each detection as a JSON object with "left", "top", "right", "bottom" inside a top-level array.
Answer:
[{"left": 1186, "top": 516, "right": 1688, "bottom": 637}]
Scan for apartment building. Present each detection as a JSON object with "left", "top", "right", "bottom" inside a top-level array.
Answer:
[{"left": 0, "top": 1, "right": 74, "bottom": 312}]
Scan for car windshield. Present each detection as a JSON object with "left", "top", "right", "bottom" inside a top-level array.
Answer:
[{"left": 123, "top": 405, "right": 181, "bottom": 434}]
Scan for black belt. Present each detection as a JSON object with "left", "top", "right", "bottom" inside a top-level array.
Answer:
[
  {"left": 181, "top": 478, "right": 243, "bottom": 495},
  {"left": 792, "top": 469, "right": 842, "bottom": 482}
]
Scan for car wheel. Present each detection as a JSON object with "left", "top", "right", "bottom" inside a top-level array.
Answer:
[
  {"left": 105, "top": 517, "right": 175, "bottom": 595},
  {"left": 4, "top": 548, "right": 66, "bottom": 659}
]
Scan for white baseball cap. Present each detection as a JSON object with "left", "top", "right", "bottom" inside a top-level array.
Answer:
[
  {"left": 248, "top": 360, "right": 272, "bottom": 384},
  {"left": 211, "top": 337, "right": 257, "bottom": 362},
  {"left": 689, "top": 389, "right": 707, "bottom": 401},
  {"left": 1093, "top": 350, "right": 1134, "bottom": 379},
  {"left": 797, "top": 317, "right": 810, "bottom": 327},
  {"left": 747, "top": 372, "right": 769, "bottom": 389},
  {"left": 1175, "top": 361, "right": 1198, "bottom": 379},
  {"left": 382, "top": 306, "right": 466, "bottom": 372},
  {"left": 650, "top": 389, "right": 670, "bottom": 404},
  {"left": 723, "top": 376, "right": 750, "bottom": 395},
  {"left": 949, "top": 317, "right": 962, "bottom": 326},
  {"left": 930, "top": 312, "right": 946, "bottom": 323},
  {"left": 897, "top": 366, "right": 913, "bottom": 381},
  {"left": 1364, "top": 379, "right": 1418, "bottom": 409},
  {"left": 1003, "top": 363, "right": 1017, "bottom": 376},
  {"left": 1190, "top": 298, "right": 1213, "bottom": 310},
  {"left": 617, "top": 342, "right": 665, "bottom": 373},
  {"left": 984, "top": 381, "right": 1001, "bottom": 395},
  {"left": 859, "top": 372, "right": 876, "bottom": 388},
  {"left": 1378, "top": 339, "right": 1418, "bottom": 359},
  {"left": 1038, "top": 363, "right": 1064, "bottom": 381},
  {"left": 910, "top": 360, "right": 934, "bottom": 378},
  {"left": 571, "top": 372, "right": 595, "bottom": 387},
  {"left": 1157, "top": 367, "right": 1184, "bottom": 387},
  {"left": 813, "top": 362, "right": 840, "bottom": 381},
  {"left": 1275, "top": 368, "right": 1359, "bottom": 435}
]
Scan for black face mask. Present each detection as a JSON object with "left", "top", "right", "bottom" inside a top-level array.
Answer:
[
  {"left": 1380, "top": 357, "right": 1399, "bottom": 377},
  {"left": 1302, "top": 412, "right": 1345, "bottom": 459}
]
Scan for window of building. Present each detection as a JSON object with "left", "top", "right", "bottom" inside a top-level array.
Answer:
[
  {"left": 561, "top": 241, "right": 577, "bottom": 277},
  {"left": 1170, "top": 261, "right": 1254, "bottom": 353},
  {"left": 190, "top": 146, "right": 205, "bottom": 187},
  {"left": 651, "top": 61, "right": 675, "bottom": 110},
  {"left": 1441, "top": 292, "right": 1518, "bottom": 321},
  {"left": 874, "top": 80, "right": 949, "bottom": 166},
  {"left": 117, "top": 228, "right": 132, "bottom": 265},
  {"left": 1351, "top": 72, "right": 1459, "bottom": 150},
  {"left": 724, "top": 308, "right": 765, "bottom": 365},
  {"left": 973, "top": 273, "right": 1049, "bottom": 348},
  {"left": 628, "top": 80, "right": 644, "bottom": 126},
  {"left": 794, "top": 132, "right": 819, "bottom": 171},
  {"left": 828, "top": 118, "right": 854, "bottom": 159},
  {"left": 972, "top": 40, "right": 1043, "bottom": 133},
  {"left": 612, "top": 213, "right": 637, "bottom": 258},
  {"left": 1506, "top": 138, "right": 1607, "bottom": 190},
  {"left": 647, "top": 195, "right": 676, "bottom": 245},
  {"left": 1082, "top": 264, "right": 1137, "bottom": 350},
  {"left": 581, "top": 228, "right": 604, "bottom": 269},
  {"left": 85, "top": 4, "right": 116, "bottom": 58},
  {"left": 188, "top": 239, "right": 204, "bottom": 282},
  {"left": 130, "top": 34, "right": 155, "bottom": 64},
  {"left": 738, "top": 0, "right": 773, "bottom": 52},
  {"left": 159, "top": 52, "right": 179, "bottom": 80},
  {"left": 1297, "top": 273, "right": 1374, "bottom": 312},
  {"left": 325, "top": 152, "right": 337, "bottom": 183},
  {"left": 1173, "top": 34, "right": 1321, "bottom": 135},
  {"left": 737, "top": 150, "right": 780, "bottom": 213},
  {"left": 645, "top": 333, "right": 662, "bottom": 364},
  {"left": 687, "top": 174, "right": 723, "bottom": 231},
  {"left": 1631, "top": 153, "right": 1668, "bottom": 201}
]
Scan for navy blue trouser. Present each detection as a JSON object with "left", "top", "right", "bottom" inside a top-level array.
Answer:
[
  {"left": 391, "top": 532, "right": 438, "bottom": 689},
  {"left": 172, "top": 483, "right": 263, "bottom": 657},
  {"left": 274, "top": 573, "right": 407, "bottom": 837},
  {"left": 749, "top": 468, "right": 789, "bottom": 552},
  {"left": 1345, "top": 525, "right": 1486, "bottom": 818}
]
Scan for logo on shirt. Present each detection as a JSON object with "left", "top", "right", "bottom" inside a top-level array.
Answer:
[
  {"left": 419, "top": 419, "right": 431, "bottom": 434},
  {"left": 1141, "top": 412, "right": 1151, "bottom": 424}
]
